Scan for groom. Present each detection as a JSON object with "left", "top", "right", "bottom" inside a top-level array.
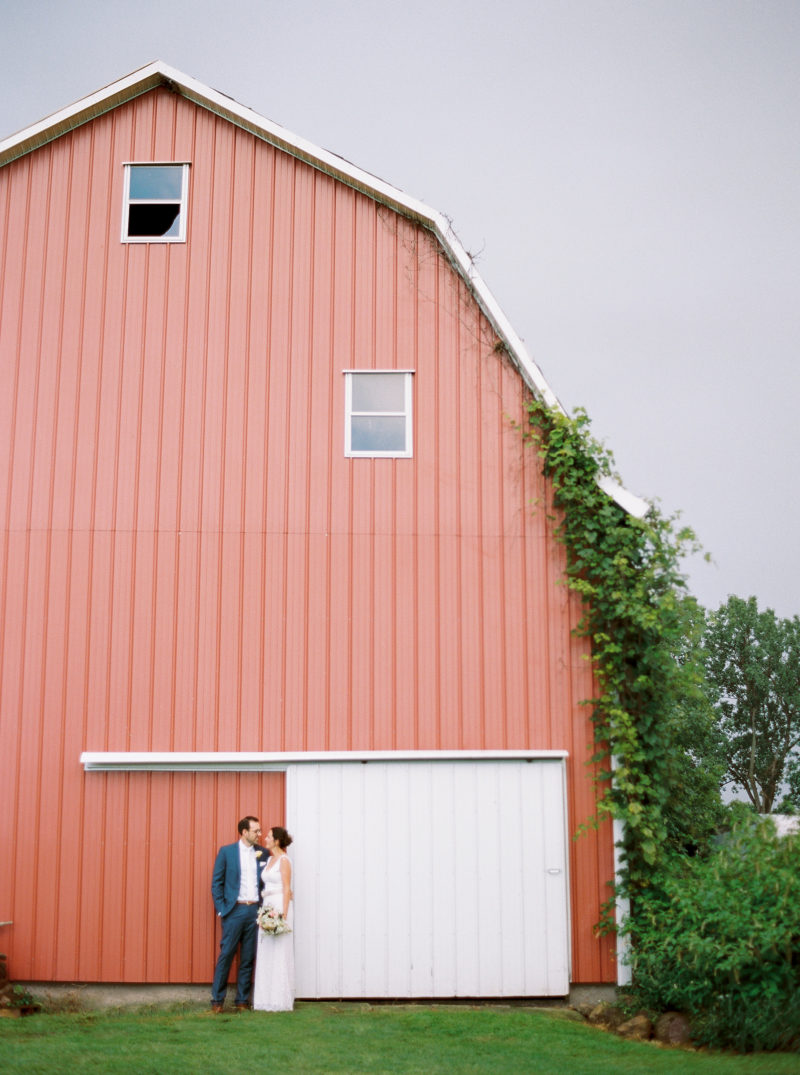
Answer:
[{"left": 210, "top": 816, "right": 266, "bottom": 1012}]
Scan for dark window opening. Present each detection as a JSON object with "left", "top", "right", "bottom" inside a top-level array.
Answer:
[{"left": 127, "top": 203, "right": 182, "bottom": 238}]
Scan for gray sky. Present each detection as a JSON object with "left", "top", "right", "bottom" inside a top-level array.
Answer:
[{"left": 2, "top": 1, "right": 798, "bottom": 618}]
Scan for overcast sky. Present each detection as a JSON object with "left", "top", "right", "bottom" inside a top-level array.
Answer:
[{"left": 2, "top": 1, "right": 798, "bottom": 618}]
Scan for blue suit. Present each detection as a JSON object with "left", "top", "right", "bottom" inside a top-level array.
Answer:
[{"left": 210, "top": 841, "right": 266, "bottom": 1007}]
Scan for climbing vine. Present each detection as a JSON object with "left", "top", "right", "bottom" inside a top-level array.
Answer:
[{"left": 524, "top": 399, "right": 706, "bottom": 901}]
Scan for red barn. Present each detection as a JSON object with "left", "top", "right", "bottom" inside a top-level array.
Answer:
[{"left": 0, "top": 63, "right": 639, "bottom": 997}]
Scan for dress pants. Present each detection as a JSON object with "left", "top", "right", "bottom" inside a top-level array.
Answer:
[{"left": 211, "top": 903, "right": 259, "bottom": 1005}]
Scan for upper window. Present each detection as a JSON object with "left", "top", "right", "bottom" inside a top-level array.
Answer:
[
  {"left": 344, "top": 371, "right": 414, "bottom": 457},
  {"left": 122, "top": 163, "right": 189, "bottom": 242}
]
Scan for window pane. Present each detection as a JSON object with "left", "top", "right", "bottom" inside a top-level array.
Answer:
[
  {"left": 351, "top": 373, "right": 405, "bottom": 413},
  {"left": 351, "top": 415, "right": 407, "bottom": 452},
  {"left": 129, "top": 165, "right": 184, "bottom": 200},
  {"left": 127, "top": 203, "right": 182, "bottom": 238}
]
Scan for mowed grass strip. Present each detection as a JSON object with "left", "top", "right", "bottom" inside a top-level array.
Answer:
[{"left": 1, "top": 1003, "right": 798, "bottom": 1074}]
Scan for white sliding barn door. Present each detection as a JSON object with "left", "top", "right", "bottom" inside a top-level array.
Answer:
[{"left": 286, "top": 759, "right": 570, "bottom": 998}]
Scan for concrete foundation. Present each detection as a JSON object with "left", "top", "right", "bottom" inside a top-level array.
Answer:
[
  {"left": 21, "top": 981, "right": 618, "bottom": 1011},
  {"left": 22, "top": 983, "right": 210, "bottom": 1011}
]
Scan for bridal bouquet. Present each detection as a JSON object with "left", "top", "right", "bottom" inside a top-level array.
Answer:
[{"left": 257, "top": 904, "right": 292, "bottom": 935}]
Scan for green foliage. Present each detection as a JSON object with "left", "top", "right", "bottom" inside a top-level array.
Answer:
[
  {"left": 524, "top": 401, "right": 717, "bottom": 890},
  {"left": 8, "top": 985, "right": 37, "bottom": 1009},
  {"left": 787, "top": 768, "right": 800, "bottom": 812},
  {"left": 660, "top": 723, "right": 726, "bottom": 853},
  {"left": 704, "top": 596, "right": 800, "bottom": 813},
  {"left": 623, "top": 815, "right": 800, "bottom": 1051},
  {"left": 661, "top": 600, "right": 728, "bottom": 851},
  {"left": 724, "top": 799, "right": 759, "bottom": 824}
]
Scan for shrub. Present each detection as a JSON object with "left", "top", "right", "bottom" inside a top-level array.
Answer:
[{"left": 623, "top": 814, "right": 800, "bottom": 1051}]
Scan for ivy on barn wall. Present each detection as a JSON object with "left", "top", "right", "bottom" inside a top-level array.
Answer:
[{"left": 523, "top": 399, "right": 705, "bottom": 903}]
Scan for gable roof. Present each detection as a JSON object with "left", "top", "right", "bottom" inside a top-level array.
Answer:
[{"left": 0, "top": 60, "right": 647, "bottom": 518}]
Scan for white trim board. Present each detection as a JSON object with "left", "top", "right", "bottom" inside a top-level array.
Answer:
[{"left": 80, "top": 749, "right": 569, "bottom": 771}]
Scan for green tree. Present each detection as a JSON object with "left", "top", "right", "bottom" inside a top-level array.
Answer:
[
  {"left": 704, "top": 595, "right": 800, "bottom": 813},
  {"left": 661, "top": 599, "right": 727, "bottom": 853},
  {"left": 660, "top": 711, "right": 726, "bottom": 852},
  {"left": 783, "top": 767, "right": 800, "bottom": 811}
]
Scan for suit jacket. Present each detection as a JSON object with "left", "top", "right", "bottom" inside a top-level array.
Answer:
[{"left": 211, "top": 841, "right": 267, "bottom": 917}]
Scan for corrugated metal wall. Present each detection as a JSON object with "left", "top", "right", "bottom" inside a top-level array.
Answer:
[
  {"left": 2, "top": 767, "right": 284, "bottom": 983},
  {"left": 0, "top": 87, "right": 614, "bottom": 984}
]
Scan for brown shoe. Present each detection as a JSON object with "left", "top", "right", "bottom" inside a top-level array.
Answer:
[
  {"left": 235, "top": 1003, "right": 249, "bottom": 1011},
  {"left": 210, "top": 1003, "right": 224, "bottom": 1014}
]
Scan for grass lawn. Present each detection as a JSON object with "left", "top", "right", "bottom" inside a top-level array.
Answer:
[{"left": 0, "top": 1002, "right": 798, "bottom": 1074}]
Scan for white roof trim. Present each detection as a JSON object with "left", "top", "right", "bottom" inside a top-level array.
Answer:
[
  {"left": 80, "top": 749, "right": 568, "bottom": 771},
  {"left": 597, "top": 475, "right": 649, "bottom": 518},
  {"left": 0, "top": 60, "right": 649, "bottom": 519}
]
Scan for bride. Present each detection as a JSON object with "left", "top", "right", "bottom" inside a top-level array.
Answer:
[{"left": 252, "top": 826, "right": 294, "bottom": 1011}]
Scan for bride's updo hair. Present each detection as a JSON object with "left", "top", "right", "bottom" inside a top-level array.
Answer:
[{"left": 270, "top": 825, "right": 293, "bottom": 849}]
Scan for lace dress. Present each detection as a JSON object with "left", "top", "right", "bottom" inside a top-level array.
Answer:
[{"left": 252, "top": 855, "right": 294, "bottom": 1011}]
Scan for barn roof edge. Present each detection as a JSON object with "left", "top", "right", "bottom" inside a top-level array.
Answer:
[{"left": 0, "top": 60, "right": 650, "bottom": 519}]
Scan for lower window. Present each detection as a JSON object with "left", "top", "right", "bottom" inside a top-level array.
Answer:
[{"left": 344, "top": 371, "right": 413, "bottom": 457}]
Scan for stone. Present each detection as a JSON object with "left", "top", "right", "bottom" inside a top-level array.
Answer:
[
  {"left": 616, "top": 1013, "right": 653, "bottom": 1041},
  {"left": 587, "top": 1002, "right": 627, "bottom": 1030},
  {"left": 654, "top": 1011, "right": 692, "bottom": 1046},
  {"left": 573, "top": 1002, "right": 596, "bottom": 1018}
]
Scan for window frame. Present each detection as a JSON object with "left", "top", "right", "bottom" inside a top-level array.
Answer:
[
  {"left": 344, "top": 370, "right": 414, "bottom": 458},
  {"left": 121, "top": 162, "right": 190, "bottom": 244}
]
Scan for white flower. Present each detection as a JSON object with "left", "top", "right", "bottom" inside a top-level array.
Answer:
[{"left": 257, "top": 903, "right": 292, "bottom": 936}]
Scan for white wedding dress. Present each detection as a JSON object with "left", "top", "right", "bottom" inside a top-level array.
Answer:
[{"left": 252, "top": 855, "right": 294, "bottom": 1011}]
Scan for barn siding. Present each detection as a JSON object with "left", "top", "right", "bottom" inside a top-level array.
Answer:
[{"left": 0, "top": 87, "right": 615, "bottom": 985}]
